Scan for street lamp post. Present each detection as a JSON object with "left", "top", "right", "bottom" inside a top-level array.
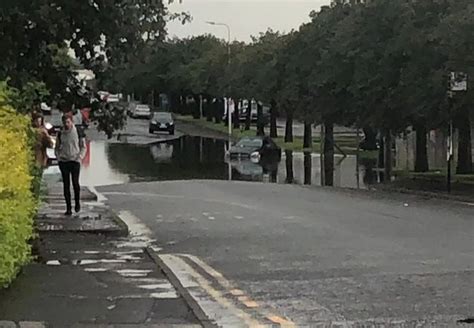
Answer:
[
  {"left": 206, "top": 21, "right": 232, "bottom": 139},
  {"left": 447, "top": 71, "right": 468, "bottom": 193}
]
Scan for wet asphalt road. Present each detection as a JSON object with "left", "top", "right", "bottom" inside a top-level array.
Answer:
[{"left": 99, "top": 180, "right": 474, "bottom": 326}]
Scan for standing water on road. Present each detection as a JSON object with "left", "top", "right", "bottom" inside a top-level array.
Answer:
[{"left": 44, "top": 136, "right": 379, "bottom": 188}]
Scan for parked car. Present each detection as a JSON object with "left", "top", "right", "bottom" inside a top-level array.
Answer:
[
  {"left": 228, "top": 136, "right": 281, "bottom": 161},
  {"left": 149, "top": 112, "right": 175, "bottom": 135},
  {"left": 130, "top": 104, "right": 151, "bottom": 119}
]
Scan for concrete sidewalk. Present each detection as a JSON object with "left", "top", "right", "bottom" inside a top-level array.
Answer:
[{"left": 0, "top": 183, "right": 200, "bottom": 328}]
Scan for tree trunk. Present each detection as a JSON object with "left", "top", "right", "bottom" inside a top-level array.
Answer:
[
  {"left": 414, "top": 123, "right": 429, "bottom": 172},
  {"left": 284, "top": 108, "right": 293, "bottom": 143},
  {"left": 193, "top": 94, "right": 200, "bottom": 119},
  {"left": 361, "top": 127, "right": 378, "bottom": 150},
  {"left": 245, "top": 99, "right": 252, "bottom": 130},
  {"left": 323, "top": 121, "right": 334, "bottom": 186},
  {"left": 233, "top": 99, "right": 240, "bottom": 129},
  {"left": 270, "top": 99, "right": 278, "bottom": 138},
  {"left": 179, "top": 95, "right": 185, "bottom": 114},
  {"left": 378, "top": 132, "right": 385, "bottom": 182},
  {"left": 384, "top": 130, "right": 393, "bottom": 180},
  {"left": 256, "top": 102, "right": 265, "bottom": 136},
  {"left": 285, "top": 150, "right": 293, "bottom": 183},
  {"left": 214, "top": 98, "right": 221, "bottom": 124},
  {"left": 206, "top": 96, "right": 213, "bottom": 122},
  {"left": 304, "top": 152, "right": 312, "bottom": 185},
  {"left": 456, "top": 108, "right": 473, "bottom": 174},
  {"left": 303, "top": 121, "right": 312, "bottom": 149}
]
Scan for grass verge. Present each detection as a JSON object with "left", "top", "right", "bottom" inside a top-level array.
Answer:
[{"left": 176, "top": 115, "right": 360, "bottom": 154}]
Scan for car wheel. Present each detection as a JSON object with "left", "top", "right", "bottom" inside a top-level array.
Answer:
[
  {"left": 149, "top": 129, "right": 154, "bottom": 134},
  {"left": 169, "top": 130, "right": 175, "bottom": 135}
]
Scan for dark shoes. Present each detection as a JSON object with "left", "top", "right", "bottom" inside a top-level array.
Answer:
[{"left": 65, "top": 203, "right": 80, "bottom": 216}]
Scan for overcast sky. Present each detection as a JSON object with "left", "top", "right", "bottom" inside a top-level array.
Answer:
[{"left": 167, "top": 0, "right": 329, "bottom": 42}]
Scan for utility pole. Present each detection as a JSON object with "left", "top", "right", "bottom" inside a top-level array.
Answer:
[
  {"left": 207, "top": 21, "right": 232, "bottom": 181},
  {"left": 447, "top": 71, "right": 468, "bottom": 193},
  {"left": 206, "top": 21, "right": 232, "bottom": 139}
]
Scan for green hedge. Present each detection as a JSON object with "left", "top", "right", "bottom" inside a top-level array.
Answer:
[{"left": 0, "top": 90, "right": 37, "bottom": 287}]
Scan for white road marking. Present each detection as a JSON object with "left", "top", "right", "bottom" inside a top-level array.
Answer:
[
  {"left": 208, "top": 216, "right": 216, "bottom": 220},
  {"left": 84, "top": 268, "right": 108, "bottom": 272},
  {"left": 138, "top": 283, "right": 174, "bottom": 290},
  {"left": 150, "top": 291, "right": 179, "bottom": 298},
  {"left": 79, "top": 259, "right": 127, "bottom": 265},
  {"left": 112, "top": 250, "right": 143, "bottom": 255},
  {"left": 116, "top": 254, "right": 141, "bottom": 260},
  {"left": 46, "top": 260, "right": 61, "bottom": 266},
  {"left": 88, "top": 186, "right": 108, "bottom": 202},
  {"left": 117, "top": 269, "right": 152, "bottom": 277}
]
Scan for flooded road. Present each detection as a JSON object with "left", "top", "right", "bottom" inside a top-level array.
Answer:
[{"left": 45, "top": 135, "right": 379, "bottom": 188}]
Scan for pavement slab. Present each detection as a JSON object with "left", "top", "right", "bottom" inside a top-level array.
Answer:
[{"left": 0, "top": 234, "right": 199, "bottom": 327}]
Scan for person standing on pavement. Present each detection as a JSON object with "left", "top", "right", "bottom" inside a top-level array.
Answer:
[
  {"left": 55, "top": 112, "right": 86, "bottom": 215},
  {"left": 32, "top": 114, "right": 54, "bottom": 168}
]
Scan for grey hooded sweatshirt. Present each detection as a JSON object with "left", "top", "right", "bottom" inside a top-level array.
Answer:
[{"left": 54, "top": 126, "right": 86, "bottom": 163}]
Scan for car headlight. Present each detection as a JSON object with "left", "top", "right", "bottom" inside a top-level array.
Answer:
[
  {"left": 250, "top": 151, "right": 261, "bottom": 163},
  {"left": 169, "top": 122, "right": 174, "bottom": 125},
  {"left": 151, "top": 120, "right": 157, "bottom": 124}
]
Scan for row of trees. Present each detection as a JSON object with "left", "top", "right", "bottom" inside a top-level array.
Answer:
[
  {"left": 0, "top": 0, "right": 189, "bottom": 136},
  {"left": 2, "top": 0, "right": 472, "bottom": 184},
  {"left": 106, "top": 0, "right": 473, "bottom": 184}
]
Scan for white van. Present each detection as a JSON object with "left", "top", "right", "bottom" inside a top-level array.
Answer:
[{"left": 131, "top": 104, "right": 151, "bottom": 119}]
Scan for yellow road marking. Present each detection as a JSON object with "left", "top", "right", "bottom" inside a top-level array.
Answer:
[
  {"left": 243, "top": 300, "right": 259, "bottom": 308},
  {"left": 182, "top": 258, "right": 264, "bottom": 326},
  {"left": 182, "top": 254, "right": 297, "bottom": 327},
  {"left": 230, "top": 288, "right": 245, "bottom": 296},
  {"left": 268, "top": 315, "right": 297, "bottom": 327}
]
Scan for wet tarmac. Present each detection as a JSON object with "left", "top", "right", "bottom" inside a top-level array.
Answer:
[{"left": 44, "top": 135, "right": 381, "bottom": 188}]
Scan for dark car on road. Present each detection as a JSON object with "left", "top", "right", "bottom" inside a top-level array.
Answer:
[
  {"left": 149, "top": 112, "right": 175, "bottom": 135},
  {"left": 228, "top": 136, "right": 281, "bottom": 161}
]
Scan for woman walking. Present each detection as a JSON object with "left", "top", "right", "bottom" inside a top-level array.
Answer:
[
  {"left": 32, "top": 114, "right": 53, "bottom": 168},
  {"left": 55, "top": 113, "right": 86, "bottom": 215}
]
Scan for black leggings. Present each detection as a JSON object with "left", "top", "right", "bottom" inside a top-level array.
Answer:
[{"left": 59, "top": 161, "right": 81, "bottom": 210}]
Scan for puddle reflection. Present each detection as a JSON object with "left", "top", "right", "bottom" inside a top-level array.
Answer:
[{"left": 45, "top": 136, "right": 379, "bottom": 188}]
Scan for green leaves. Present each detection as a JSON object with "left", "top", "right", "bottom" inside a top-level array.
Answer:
[{"left": 0, "top": 87, "right": 37, "bottom": 287}]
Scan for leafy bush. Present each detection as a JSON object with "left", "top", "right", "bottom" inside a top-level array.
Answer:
[{"left": 0, "top": 85, "right": 37, "bottom": 288}]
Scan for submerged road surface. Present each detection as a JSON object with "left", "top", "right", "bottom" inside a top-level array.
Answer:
[{"left": 99, "top": 180, "right": 474, "bottom": 326}]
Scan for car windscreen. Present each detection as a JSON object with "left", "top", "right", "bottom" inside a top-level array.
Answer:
[
  {"left": 136, "top": 105, "right": 150, "bottom": 111},
  {"left": 235, "top": 138, "right": 263, "bottom": 148},
  {"left": 153, "top": 113, "right": 172, "bottom": 121}
]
